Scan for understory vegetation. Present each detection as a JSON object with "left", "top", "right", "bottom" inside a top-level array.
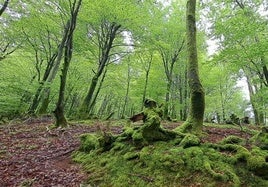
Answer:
[{"left": 73, "top": 121, "right": 268, "bottom": 187}]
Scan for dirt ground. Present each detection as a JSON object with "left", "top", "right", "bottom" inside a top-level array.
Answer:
[{"left": 0, "top": 118, "right": 254, "bottom": 186}]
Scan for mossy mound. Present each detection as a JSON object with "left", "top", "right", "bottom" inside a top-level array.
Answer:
[{"left": 74, "top": 128, "right": 268, "bottom": 186}]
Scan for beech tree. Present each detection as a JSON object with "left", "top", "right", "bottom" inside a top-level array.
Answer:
[
  {"left": 206, "top": 0, "right": 268, "bottom": 124},
  {"left": 79, "top": 0, "right": 139, "bottom": 118},
  {"left": 54, "top": 0, "right": 82, "bottom": 127},
  {"left": 178, "top": 0, "right": 205, "bottom": 134}
]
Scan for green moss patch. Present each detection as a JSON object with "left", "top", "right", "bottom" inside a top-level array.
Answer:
[
  {"left": 220, "top": 135, "right": 245, "bottom": 145},
  {"left": 73, "top": 130, "right": 268, "bottom": 186},
  {"left": 251, "top": 127, "right": 268, "bottom": 150},
  {"left": 74, "top": 110, "right": 268, "bottom": 186}
]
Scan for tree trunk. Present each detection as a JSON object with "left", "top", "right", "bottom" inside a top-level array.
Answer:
[
  {"left": 54, "top": 34, "right": 72, "bottom": 127},
  {"left": 0, "top": 0, "right": 9, "bottom": 17},
  {"left": 27, "top": 42, "right": 58, "bottom": 114},
  {"left": 80, "top": 22, "right": 121, "bottom": 118},
  {"left": 178, "top": 0, "right": 205, "bottom": 134},
  {"left": 141, "top": 53, "right": 152, "bottom": 111},
  {"left": 183, "top": 66, "right": 188, "bottom": 121},
  {"left": 88, "top": 68, "right": 108, "bottom": 114},
  {"left": 245, "top": 74, "right": 261, "bottom": 125},
  {"left": 54, "top": 0, "right": 82, "bottom": 127},
  {"left": 219, "top": 83, "right": 226, "bottom": 121},
  {"left": 164, "top": 82, "right": 171, "bottom": 119},
  {"left": 122, "top": 60, "right": 131, "bottom": 118},
  {"left": 80, "top": 75, "right": 99, "bottom": 116}
]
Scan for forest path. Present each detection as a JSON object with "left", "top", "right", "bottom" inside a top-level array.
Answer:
[
  {"left": 0, "top": 118, "right": 254, "bottom": 186},
  {"left": 0, "top": 117, "right": 99, "bottom": 187}
]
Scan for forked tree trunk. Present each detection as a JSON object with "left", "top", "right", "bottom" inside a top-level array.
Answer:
[
  {"left": 178, "top": 0, "right": 205, "bottom": 134},
  {"left": 80, "top": 22, "right": 121, "bottom": 118},
  {"left": 141, "top": 53, "right": 152, "bottom": 111},
  {"left": 54, "top": 25, "right": 72, "bottom": 127},
  {"left": 54, "top": 0, "right": 82, "bottom": 127}
]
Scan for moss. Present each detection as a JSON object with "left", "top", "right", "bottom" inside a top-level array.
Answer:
[
  {"left": 220, "top": 135, "right": 245, "bottom": 145},
  {"left": 182, "top": 147, "right": 205, "bottom": 171},
  {"left": 179, "top": 134, "right": 200, "bottom": 148},
  {"left": 97, "top": 132, "right": 115, "bottom": 151},
  {"left": 204, "top": 160, "right": 227, "bottom": 181},
  {"left": 246, "top": 146, "right": 268, "bottom": 179},
  {"left": 247, "top": 156, "right": 268, "bottom": 179},
  {"left": 74, "top": 114, "right": 268, "bottom": 186},
  {"left": 123, "top": 152, "right": 139, "bottom": 160},
  {"left": 234, "top": 146, "right": 251, "bottom": 162},
  {"left": 73, "top": 136, "right": 268, "bottom": 187},
  {"left": 251, "top": 127, "right": 268, "bottom": 150},
  {"left": 111, "top": 142, "right": 126, "bottom": 151},
  {"left": 79, "top": 133, "right": 99, "bottom": 153},
  {"left": 175, "top": 118, "right": 203, "bottom": 136},
  {"left": 132, "top": 130, "right": 146, "bottom": 144}
]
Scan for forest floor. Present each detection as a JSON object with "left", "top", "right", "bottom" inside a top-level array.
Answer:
[{"left": 0, "top": 117, "right": 258, "bottom": 187}]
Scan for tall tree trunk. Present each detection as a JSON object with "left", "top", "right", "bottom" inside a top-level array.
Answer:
[
  {"left": 0, "top": 0, "right": 9, "bottom": 17},
  {"left": 164, "top": 82, "right": 171, "bottom": 119},
  {"left": 80, "top": 23, "right": 121, "bottom": 118},
  {"left": 54, "top": 23, "right": 72, "bottom": 127},
  {"left": 141, "top": 53, "right": 152, "bottom": 111},
  {"left": 178, "top": 0, "right": 205, "bottom": 134},
  {"left": 160, "top": 40, "right": 184, "bottom": 119},
  {"left": 38, "top": 26, "right": 70, "bottom": 114},
  {"left": 27, "top": 42, "right": 58, "bottom": 114},
  {"left": 219, "top": 83, "right": 226, "bottom": 121},
  {"left": 179, "top": 73, "right": 184, "bottom": 120},
  {"left": 121, "top": 60, "right": 131, "bottom": 118},
  {"left": 54, "top": 0, "right": 82, "bottom": 127},
  {"left": 245, "top": 74, "right": 260, "bottom": 125},
  {"left": 183, "top": 66, "right": 188, "bottom": 121},
  {"left": 88, "top": 68, "right": 108, "bottom": 114}
]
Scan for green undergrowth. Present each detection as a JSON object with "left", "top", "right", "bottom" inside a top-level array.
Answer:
[{"left": 73, "top": 123, "right": 268, "bottom": 187}]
